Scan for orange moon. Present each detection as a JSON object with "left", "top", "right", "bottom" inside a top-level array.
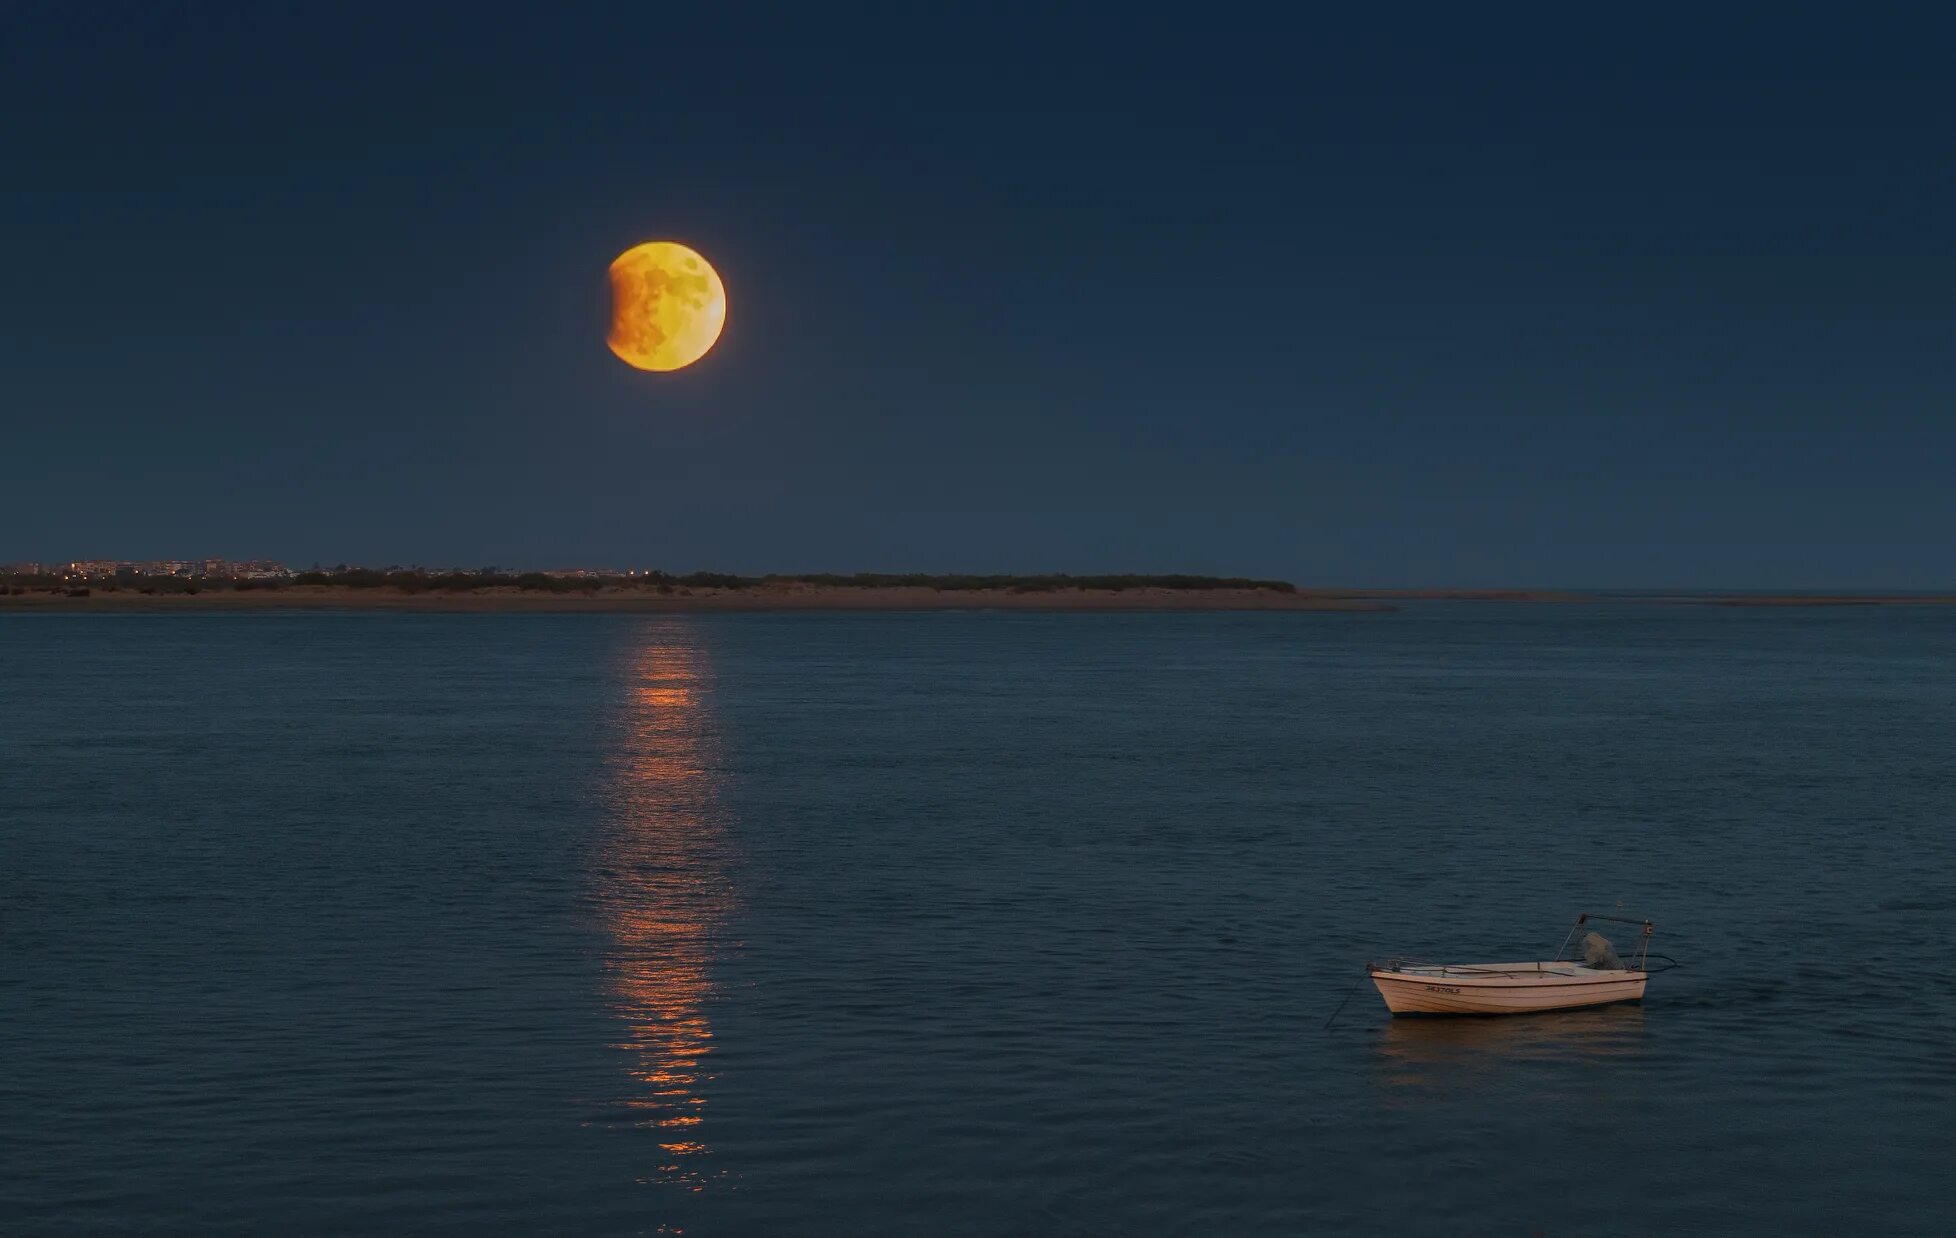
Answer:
[{"left": 606, "top": 241, "right": 727, "bottom": 372}]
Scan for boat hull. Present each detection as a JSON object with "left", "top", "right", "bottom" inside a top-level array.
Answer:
[{"left": 1368, "top": 962, "right": 1647, "bottom": 1016}]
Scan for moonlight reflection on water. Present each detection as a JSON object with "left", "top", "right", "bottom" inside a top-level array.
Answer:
[{"left": 596, "top": 627, "right": 734, "bottom": 1190}]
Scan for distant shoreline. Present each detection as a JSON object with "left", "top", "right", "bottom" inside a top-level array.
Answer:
[
  {"left": 5, "top": 583, "right": 1955, "bottom": 613},
  {"left": 0, "top": 584, "right": 1393, "bottom": 613}
]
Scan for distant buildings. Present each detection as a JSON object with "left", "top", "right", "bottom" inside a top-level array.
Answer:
[
  {"left": 213, "top": 560, "right": 290, "bottom": 580},
  {"left": 546, "top": 568, "right": 666, "bottom": 579},
  {"left": 0, "top": 558, "right": 294, "bottom": 581},
  {"left": 0, "top": 559, "right": 672, "bottom": 581}
]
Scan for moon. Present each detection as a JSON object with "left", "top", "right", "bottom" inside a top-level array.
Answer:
[{"left": 606, "top": 241, "right": 726, "bottom": 372}]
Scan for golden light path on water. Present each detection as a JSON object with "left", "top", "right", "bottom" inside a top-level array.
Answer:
[{"left": 597, "top": 626, "right": 734, "bottom": 1191}]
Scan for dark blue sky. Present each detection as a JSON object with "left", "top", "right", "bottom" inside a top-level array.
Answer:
[{"left": 4, "top": 5, "right": 1951, "bottom": 586}]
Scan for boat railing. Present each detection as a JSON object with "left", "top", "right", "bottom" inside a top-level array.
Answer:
[
  {"left": 1371, "top": 912, "right": 1666, "bottom": 976},
  {"left": 1554, "top": 912, "right": 1655, "bottom": 971},
  {"left": 1375, "top": 960, "right": 1595, "bottom": 977}
]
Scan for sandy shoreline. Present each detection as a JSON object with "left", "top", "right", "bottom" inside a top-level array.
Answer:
[{"left": 0, "top": 584, "right": 1393, "bottom": 613}]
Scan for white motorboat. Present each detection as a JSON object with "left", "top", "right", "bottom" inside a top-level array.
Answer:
[{"left": 1368, "top": 913, "right": 1656, "bottom": 1016}]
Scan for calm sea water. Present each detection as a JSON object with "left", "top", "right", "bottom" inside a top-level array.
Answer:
[{"left": 3, "top": 605, "right": 1954, "bottom": 1236}]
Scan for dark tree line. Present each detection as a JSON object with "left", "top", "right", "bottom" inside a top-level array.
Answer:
[{"left": 767, "top": 573, "right": 1296, "bottom": 593}]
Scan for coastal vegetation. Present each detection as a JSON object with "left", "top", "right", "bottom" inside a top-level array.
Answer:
[{"left": 768, "top": 573, "right": 1296, "bottom": 593}]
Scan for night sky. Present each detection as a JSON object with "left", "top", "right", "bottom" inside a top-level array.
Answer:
[{"left": 5, "top": 5, "right": 1952, "bottom": 587}]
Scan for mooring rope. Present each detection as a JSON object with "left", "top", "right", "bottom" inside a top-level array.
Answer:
[{"left": 1323, "top": 973, "right": 1365, "bottom": 1030}]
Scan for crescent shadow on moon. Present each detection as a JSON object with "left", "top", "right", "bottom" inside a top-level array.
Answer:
[{"left": 607, "top": 241, "right": 727, "bottom": 373}]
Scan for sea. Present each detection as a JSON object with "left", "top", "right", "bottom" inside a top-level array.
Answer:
[{"left": 3, "top": 604, "right": 1953, "bottom": 1236}]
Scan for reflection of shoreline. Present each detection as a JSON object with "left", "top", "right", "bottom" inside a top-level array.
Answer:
[
  {"left": 597, "top": 628, "right": 732, "bottom": 1189},
  {"left": 1371, "top": 1004, "right": 1646, "bottom": 1095}
]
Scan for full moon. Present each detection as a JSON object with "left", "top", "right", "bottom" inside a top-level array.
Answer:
[{"left": 606, "top": 241, "right": 726, "bottom": 372}]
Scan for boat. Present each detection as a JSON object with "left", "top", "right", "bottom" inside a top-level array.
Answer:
[{"left": 1368, "top": 913, "right": 1655, "bottom": 1016}]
